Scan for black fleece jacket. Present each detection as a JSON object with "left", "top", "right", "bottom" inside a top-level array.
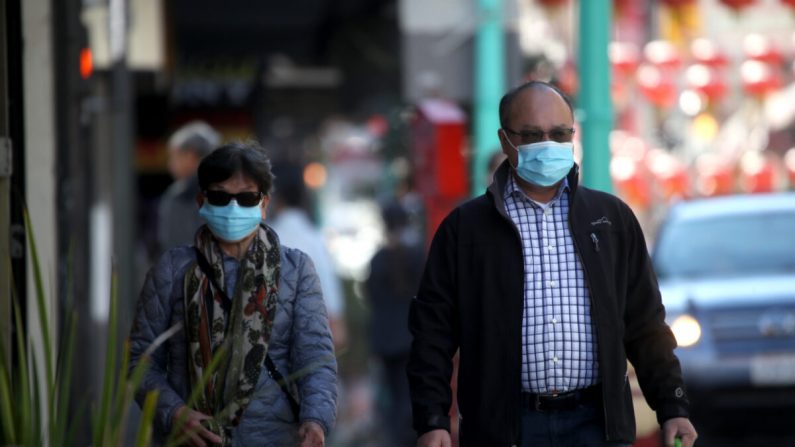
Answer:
[{"left": 407, "top": 163, "right": 690, "bottom": 446}]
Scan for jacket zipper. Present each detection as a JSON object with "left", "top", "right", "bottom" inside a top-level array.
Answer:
[
  {"left": 590, "top": 233, "right": 600, "bottom": 252},
  {"left": 569, "top": 204, "right": 611, "bottom": 440},
  {"left": 494, "top": 192, "right": 526, "bottom": 445}
]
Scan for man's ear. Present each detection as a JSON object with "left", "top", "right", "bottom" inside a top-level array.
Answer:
[
  {"left": 196, "top": 192, "right": 205, "bottom": 208},
  {"left": 497, "top": 129, "right": 511, "bottom": 157}
]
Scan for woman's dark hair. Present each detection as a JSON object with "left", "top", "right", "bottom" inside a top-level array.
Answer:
[{"left": 198, "top": 141, "right": 274, "bottom": 194}]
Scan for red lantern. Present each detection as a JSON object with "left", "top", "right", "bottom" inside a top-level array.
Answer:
[
  {"left": 644, "top": 40, "right": 681, "bottom": 70},
  {"left": 782, "top": 0, "right": 795, "bottom": 9},
  {"left": 690, "top": 38, "right": 728, "bottom": 67},
  {"left": 613, "top": 0, "right": 633, "bottom": 17},
  {"left": 660, "top": 0, "right": 697, "bottom": 6},
  {"left": 637, "top": 64, "right": 677, "bottom": 108},
  {"left": 718, "top": 0, "right": 757, "bottom": 12},
  {"left": 685, "top": 64, "right": 728, "bottom": 102},
  {"left": 611, "top": 155, "right": 651, "bottom": 210},
  {"left": 743, "top": 33, "right": 783, "bottom": 65},
  {"left": 694, "top": 153, "right": 735, "bottom": 197},
  {"left": 646, "top": 149, "right": 690, "bottom": 201},
  {"left": 739, "top": 151, "right": 778, "bottom": 193},
  {"left": 609, "top": 41, "right": 640, "bottom": 77},
  {"left": 784, "top": 148, "right": 795, "bottom": 188},
  {"left": 741, "top": 60, "right": 783, "bottom": 96},
  {"left": 537, "top": 0, "right": 569, "bottom": 7},
  {"left": 557, "top": 59, "right": 578, "bottom": 98}
]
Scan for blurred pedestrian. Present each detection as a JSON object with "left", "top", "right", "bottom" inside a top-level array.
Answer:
[
  {"left": 157, "top": 121, "right": 220, "bottom": 254},
  {"left": 407, "top": 81, "right": 697, "bottom": 447},
  {"left": 269, "top": 162, "right": 348, "bottom": 351},
  {"left": 129, "top": 142, "right": 337, "bottom": 446},
  {"left": 366, "top": 200, "right": 424, "bottom": 447}
]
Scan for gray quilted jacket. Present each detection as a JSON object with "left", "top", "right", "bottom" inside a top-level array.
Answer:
[{"left": 129, "top": 234, "right": 338, "bottom": 446}]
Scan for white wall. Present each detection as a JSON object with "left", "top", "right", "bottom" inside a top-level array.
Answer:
[{"left": 22, "top": 0, "right": 58, "bottom": 421}]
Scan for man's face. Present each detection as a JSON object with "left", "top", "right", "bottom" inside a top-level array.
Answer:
[
  {"left": 497, "top": 86, "right": 575, "bottom": 169},
  {"left": 167, "top": 148, "right": 200, "bottom": 180}
]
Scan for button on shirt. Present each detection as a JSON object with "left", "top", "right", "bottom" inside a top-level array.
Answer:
[{"left": 504, "top": 175, "right": 599, "bottom": 394}]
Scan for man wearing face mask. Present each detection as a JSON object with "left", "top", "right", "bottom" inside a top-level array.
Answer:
[
  {"left": 129, "top": 142, "right": 337, "bottom": 447},
  {"left": 407, "top": 81, "right": 697, "bottom": 447}
]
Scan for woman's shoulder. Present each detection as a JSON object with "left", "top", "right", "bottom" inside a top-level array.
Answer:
[
  {"left": 278, "top": 244, "right": 313, "bottom": 277},
  {"left": 149, "top": 246, "right": 197, "bottom": 280}
]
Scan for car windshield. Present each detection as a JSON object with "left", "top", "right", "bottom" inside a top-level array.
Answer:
[{"left": 653, "top": 210, "right": 795, "bottom": 279}]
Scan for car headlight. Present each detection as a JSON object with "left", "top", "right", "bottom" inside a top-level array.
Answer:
[{"left": 671, "top": 314, "right": 701, "bottom": 347}]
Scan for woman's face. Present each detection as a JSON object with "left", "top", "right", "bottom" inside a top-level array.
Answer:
[{"left": 198, "top": 171, "right": 270, "bottom": 221}]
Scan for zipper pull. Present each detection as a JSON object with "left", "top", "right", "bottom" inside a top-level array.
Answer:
[{"left": 590, "top": 233, "right": 600, "bottom": 252}]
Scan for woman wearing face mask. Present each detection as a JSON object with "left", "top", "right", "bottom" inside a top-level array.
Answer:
[{"left": 129, "top": 142, "right": 337, "bottom": 447}]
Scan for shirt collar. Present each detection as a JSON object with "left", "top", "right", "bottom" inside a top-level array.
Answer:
[{"left": 504, "top": 173, "right": 570, "bottom": 206}]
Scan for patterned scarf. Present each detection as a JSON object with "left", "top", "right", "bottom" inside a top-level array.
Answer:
[{"left": 183, "top": 224, "right": 281, "bottom": 443}]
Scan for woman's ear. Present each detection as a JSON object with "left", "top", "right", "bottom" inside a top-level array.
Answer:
[{"left": 260, "top": 195, "right": 271, "bottom": 220}]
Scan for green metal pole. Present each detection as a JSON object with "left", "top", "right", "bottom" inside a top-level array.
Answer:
[
  {"left": 473, "top": 0, "right": 504, "bottom": 195},
  {"left": 577, "top": 0, "right": 614, "bottom": 193}
]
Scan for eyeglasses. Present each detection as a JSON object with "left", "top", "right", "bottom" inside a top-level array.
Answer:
[
  {"left": 503, "top": 126, "right": 575, "bottom": 144},
  {"left": 204, "top": 190, "right": 264, "bottom": 207}
]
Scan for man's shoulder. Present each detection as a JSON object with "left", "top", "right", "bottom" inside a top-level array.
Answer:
[
  {"left": 455, "top": 193, "right": 493, "bottom": 214},
  {"left": 574, "top": 185, "right": 630, "bottom": 209},
  {"left": 435, "top": 194, "right": 498, "bottom": 233}
]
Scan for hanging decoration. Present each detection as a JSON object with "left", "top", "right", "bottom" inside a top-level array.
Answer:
[
  {"left": 660, "top": 0, "right": 697, "bottom": 7},
  {"left": 718, "top": 0, "right": 758, "bottom": 13},
  {"left": 609, "top": 41, "right": 640, "bottom": 77},
  {"left": 743, "top": 33, "right": 783, "bottom": 65},
  {"left": 738, "top": 151, "right": 779, "bottom": 193},
  {"left": 536, "top": 0, "right": 569, "bottom": 9},
  {"left": 637, "top": 64, "right": 677, "bottom": 108},
  {"left": 644, "top": 40, "right": 682, "bottom": 70},
  {"left": 690, "top": 38, "right": 729, "bottom": 67},
  {"left": 646, "top": 148, "right": 690, "bottom": 202},
  {"left": 781, "top": 0, "right": 795, "bottom": 9},
  {"left": 741, "top": 60, "right": 782, "bottom": 96},
  {"left": 685, "top": 64, "right": 728, "bottom": 102}
]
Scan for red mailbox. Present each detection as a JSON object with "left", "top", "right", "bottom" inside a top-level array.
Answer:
[{"left": 411, "top": 98, "right": 469, "bottom": 245}]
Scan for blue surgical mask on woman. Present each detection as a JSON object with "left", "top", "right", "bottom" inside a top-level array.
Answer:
[
  {"left": 199, "top": 199, "right": 263, "bottom": 242},
  {"left": 503, "top": 132, "right": 575, "bottom": 187}
]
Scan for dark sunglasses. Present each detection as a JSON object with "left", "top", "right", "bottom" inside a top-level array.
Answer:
[
  {"left": 204, "top": 190, "right": 264, "bottom": 207},
  {"left": 503, "top": 126, "right": 575, "bottom": 144}
]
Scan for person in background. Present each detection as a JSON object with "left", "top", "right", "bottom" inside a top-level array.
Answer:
[
  {"left": 268, "top": 162, "right": 348, "bottom": 350},
  {"left": 130, "top": 142, "right": 337, "bottom": 446},
  {"left": 407, "top": 81, "right": 697, "bottom": 447},
  {"left": 366, "top": 200, "right": 424, "bottom": 447},
  {"left": 157, "top": 121, "right": 221, "bottom": 254}
]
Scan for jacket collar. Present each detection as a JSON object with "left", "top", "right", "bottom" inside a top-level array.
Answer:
[{"left": 487, "top": 161, "right": 581, "bottom": 214}]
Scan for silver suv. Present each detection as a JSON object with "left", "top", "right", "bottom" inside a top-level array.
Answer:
[{"left": 652, "top": 192, "right": 795, "bottom": 435}]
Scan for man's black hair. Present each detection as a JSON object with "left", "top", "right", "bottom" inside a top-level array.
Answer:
[
  {"left": 271, "top": 162, "right": 305, "bottom": 208},
  {"left": 498, "top": 80, "right": 574, "bottom": 129},
  {"left": 198, "top": 141, "right": 274, "bottom": 195}
]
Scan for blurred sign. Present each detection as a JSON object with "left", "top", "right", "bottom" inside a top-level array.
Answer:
[
  {"left": 81, "top": 0, "right": 164, "bottom": 70},
  {"left": 750, "top": 354, "right": 795, "bottom": 386}
]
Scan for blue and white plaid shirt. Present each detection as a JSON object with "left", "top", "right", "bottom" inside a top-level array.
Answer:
[{"left": 504, "top": 174, "right": 599, "bottom": 394}]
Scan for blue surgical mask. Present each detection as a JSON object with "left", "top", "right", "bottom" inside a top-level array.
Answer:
[
  {"left": 503, "top": 133, "right": 574, "bottom": 187},
  {"left": 199, "top": 199, "right": 263, "bottom": 242}
]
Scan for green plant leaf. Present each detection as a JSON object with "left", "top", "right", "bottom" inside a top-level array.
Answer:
[
  {"left": 134, "top": 390, "right": 160, "bottom": 447},
  {"left": 23, "top": 209, "right": 55, "bottom": 397},
  {"left": 93, "top": 267, "right": 119, "bottom": 446}
]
